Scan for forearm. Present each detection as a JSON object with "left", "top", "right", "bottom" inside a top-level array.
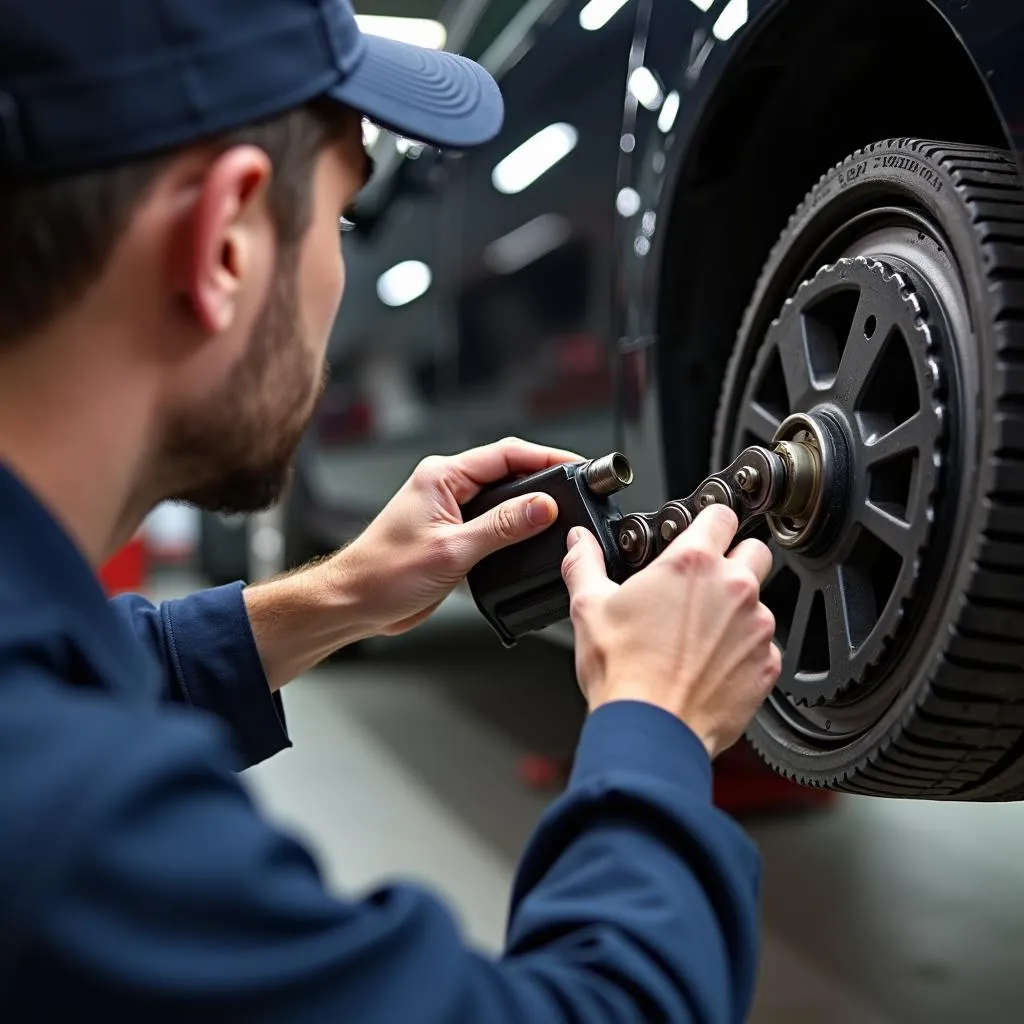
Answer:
[{"left": 242, "top": 551, "right": 377, "bottom": 692}]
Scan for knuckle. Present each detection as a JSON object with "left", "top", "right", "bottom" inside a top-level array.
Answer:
[
  {"left": 414, "top": 454, "right": 445, "bottom": 482},
  {"left": 754, "top": 605, "right": 777, "bottom": 643},
  {"left": 670, "top": 544, "right": 713, "bottom": 575},
  {"left": 568, "top": 589, "right": 595, "bottom": 623},
  {"left": 494, "top": 504, "right": 519, "bottom": 539},
  {"left": 727, "top": 568, "right": 760, "bottom": 605}
]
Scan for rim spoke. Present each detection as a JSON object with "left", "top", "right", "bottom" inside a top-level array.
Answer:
[
  {"left": 777, "top": 327, "right": 814, "bottom": 409},
  {"left": 823, "top": 565, "right": 854, "bottom": 671},
  {"left": 740, "top": 402, "right": 782, "bottom": 446},
  {"left": 863, "top": 412, "right": 925, "bottom": 465},
  {"left": 763, "top": 539, "right": 786, "bottom": 587},
  {"left": 860, "top": 501, "right": 913, "bottom": 557},
  {"left": 833, "top": 295, "right": 890, "bottom": 403},
  {"left": 782, "top": 582, "right": 815, "bottom": 679}
]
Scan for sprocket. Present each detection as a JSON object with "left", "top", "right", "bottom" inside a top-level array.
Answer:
[{"left": 720, "top": 255, "right": 945, "bottom": 706}]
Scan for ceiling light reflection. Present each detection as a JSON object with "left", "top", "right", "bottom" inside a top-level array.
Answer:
[
  {"left": 657, "top": 90, "right": 680, "bottom": 133},
  {"left": 628, "top": 66, "right": 663, "bottom": 110},
  {"left": 579, "top": 0, "right": 631, "bottom": 31},
  {"left": 712, "top": 0, "right": 748, "bottom": 41},
  {"left": 492, "top": 123, "right": 578, "bottom": 194},
  {"left": 484, "top": 214, "right": 572, "bottom": 274}
]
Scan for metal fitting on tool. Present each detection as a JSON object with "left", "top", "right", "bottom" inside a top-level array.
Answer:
[{"left": 583, "top": 452, "right": 634, "bottom": 496}]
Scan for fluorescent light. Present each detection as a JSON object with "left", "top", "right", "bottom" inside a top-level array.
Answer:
[
  {"left": 579, "top": 0, "right": 630, "bottom": 31},
  {"left": 484, "top": 214, "right": 572, "bottom": 274},
  {"left": 628, "top": 66, "right": 663, "bottom": 110},
  {"left": 689, "top": 0, "right": 715, "bottom": 10},
  {"left": 615, "top": 187, "right": 641, "bottom": 217},
  {"left": 355, "top": 15, "right": 447, "bottom": 49},
  {"left": 377, "top": 260, "right": 432, "bottom": 307},
  {"left": 657, "top": 90, "right": 680, "bottom": 133},
  {"left": 491, "top": 123, "right": 578, "bottom": 195},
  {"left": 712, "top": 0, "right": 748, "bottom": 40}
]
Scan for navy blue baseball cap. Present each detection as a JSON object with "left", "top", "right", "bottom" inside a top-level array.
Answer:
[{"left": 0, "top": 0, "right": 504, "bottom": 176}]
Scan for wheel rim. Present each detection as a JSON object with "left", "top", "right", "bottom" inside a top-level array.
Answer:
[{"left": 716, "top": 211, "right": 966, "bottom": 743}]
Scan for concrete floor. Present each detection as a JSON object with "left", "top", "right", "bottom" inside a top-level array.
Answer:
[{"left": 160, "top": 571, "right": 1024, "bottom": 1023}]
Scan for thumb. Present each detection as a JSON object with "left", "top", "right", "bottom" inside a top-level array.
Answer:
[
  {"left": 561, "top": 526, "right": 611, "bottom": 598},
  {"left": 459, "top": 492, "right": 559, "bottom": 561}
]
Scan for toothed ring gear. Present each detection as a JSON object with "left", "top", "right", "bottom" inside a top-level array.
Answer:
[{"left": 730, "top": 256, "right": 945, "bottom": 706}]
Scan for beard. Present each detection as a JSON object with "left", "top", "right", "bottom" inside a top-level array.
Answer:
[{"left": 160, "top": 246, "right": 328, "bottom": 515}]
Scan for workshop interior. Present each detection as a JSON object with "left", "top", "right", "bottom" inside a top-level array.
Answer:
[{"left": 119, "top": 0, "right": 1024, "bottom": 1020}]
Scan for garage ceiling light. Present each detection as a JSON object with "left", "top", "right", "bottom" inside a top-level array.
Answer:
[
  {"left": 491, "top": 123, "right": 578, "bottom": 195},
  {"left": 355, "top": 15, "right": 447, "bottom": 49},
  {"left": 377, "top": 260, "right": 432, "bottom": 307},
  {"left": 712, "top": 0, "right": 748, "bottom": 41},
  {"left": 578, "top": 0, "right": 631, "bottom": 31}
]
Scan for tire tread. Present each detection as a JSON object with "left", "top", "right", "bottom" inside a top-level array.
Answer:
[{"left": 735, "top": 137, "right": 1024, "bottom": 800}]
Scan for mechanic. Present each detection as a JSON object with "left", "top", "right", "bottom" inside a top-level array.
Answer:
[{"left": 0, "top": 1, "right": 781, "bottom": 1021}]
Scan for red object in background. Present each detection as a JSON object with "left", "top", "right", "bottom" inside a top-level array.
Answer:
[
  {"left": 517, "top": 741, "right": 835, "bottom": 817},
  {"left": 711, "top": 741, "right": 836, "bottom": 816},
  {"left": 99, "top": 535, "right": 147, "bottom": 595}
]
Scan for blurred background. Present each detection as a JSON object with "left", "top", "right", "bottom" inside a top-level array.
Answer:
[{"left": 108, "top": 0, "right": 1024, "bottom": 1019}]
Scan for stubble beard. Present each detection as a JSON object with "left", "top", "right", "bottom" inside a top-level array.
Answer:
[{"left": 161, "top": 245, "right": 328, "bottom": 516}]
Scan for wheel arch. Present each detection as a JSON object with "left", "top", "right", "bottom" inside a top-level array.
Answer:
[{"left": 647, "top": 0, "right": 1012, "bottom": 497}]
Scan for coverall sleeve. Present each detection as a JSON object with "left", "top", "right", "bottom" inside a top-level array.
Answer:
[
  {"left": 109, "top": 584, "right": 290, "bottom": 768},
  {"left": 16, "top": 696, "right": 761, "bottom": 1024}
]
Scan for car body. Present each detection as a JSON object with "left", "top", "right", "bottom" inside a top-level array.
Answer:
[{"left": 201, "top": 0, "right": 1024, "bottom": 799}]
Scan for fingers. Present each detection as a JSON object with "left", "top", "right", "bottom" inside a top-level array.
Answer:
[
  {"left": 561, "top": 526, "right": 612, "bottom": 600},
  {"left": 727, "top": 537, "right": 773, "bottom": 584},
  {"left": 454, "top": 492, "right": 559, "bottom": 563},
  {"left": 440, "top": 437, "right": 583, "bottom": 504},
  {"left": 672, "top": 503, "right": 738, "bottom": 558}
]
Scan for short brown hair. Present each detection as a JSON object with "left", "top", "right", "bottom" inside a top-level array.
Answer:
[{"left": 0, "top": 98, "right": 351, "bottom": 345}]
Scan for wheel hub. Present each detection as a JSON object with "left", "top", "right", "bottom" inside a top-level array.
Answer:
[
  {"left": 721, "top": 256, "right": 946, "bottom": 707},
  {"left": 767, "top": 411, "right": 850, "bottom": 554}
]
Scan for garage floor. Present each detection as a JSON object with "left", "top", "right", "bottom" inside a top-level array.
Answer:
[{"left": 160, "top": 570, "right": 1024, "bottom": 1023}]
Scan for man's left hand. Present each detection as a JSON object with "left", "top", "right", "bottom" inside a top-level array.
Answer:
[{"left": 330, "top": 437, "right": 580, "bottom": 636}]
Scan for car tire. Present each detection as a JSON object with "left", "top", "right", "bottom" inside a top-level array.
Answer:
[{"left": 713, "top": 138, "right": 1024, "bottom": 800}]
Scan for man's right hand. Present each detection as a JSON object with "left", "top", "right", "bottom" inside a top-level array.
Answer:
[{"left": 561, "top": 504, "right": 781, "bottom": 759}]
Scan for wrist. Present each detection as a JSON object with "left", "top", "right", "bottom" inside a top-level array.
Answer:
[
  {"left": 586, "top": 687, "right": 719, "bottom": 759},
  {"left": 243, "top": 553, "right": 378, "bottom": 691}
]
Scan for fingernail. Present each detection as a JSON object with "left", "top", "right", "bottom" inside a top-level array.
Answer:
[
  {"left": 566, "top": 527, "right": 582, "bottom": 549},
  {"left": 527, "top": 496, "right": 555, "bottom": 526}
]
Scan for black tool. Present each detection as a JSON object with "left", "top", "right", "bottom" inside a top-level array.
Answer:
[{"left": 460, "top": 439, "right": 822, "bottom": 647}]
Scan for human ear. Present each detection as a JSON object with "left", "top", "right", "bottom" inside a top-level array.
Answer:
[{"left": 177, "top": 145, "right": 274, "bottom": 335}]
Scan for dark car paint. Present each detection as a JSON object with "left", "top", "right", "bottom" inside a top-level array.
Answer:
[
  {"left": 298, "top": 0, "right": 1024, "bottom": 563},
  {"left": 617, "top": 0, "right": 1024, "bottom": 512}
]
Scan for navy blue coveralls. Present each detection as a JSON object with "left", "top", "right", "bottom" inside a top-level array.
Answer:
[{"left": 0, "top": 463, "right": 761, "bottom": 1022}]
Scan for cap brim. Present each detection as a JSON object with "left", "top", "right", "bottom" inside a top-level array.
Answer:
[{"left": 328, "top": 35, "right": 504, "bottom": 150}]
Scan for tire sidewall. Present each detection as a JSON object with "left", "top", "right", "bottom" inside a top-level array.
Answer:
[{"left": 736, "top": 141, "right": 998, "bottom": 783}]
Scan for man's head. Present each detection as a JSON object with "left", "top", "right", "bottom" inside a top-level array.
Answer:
[
  {"left": 0, "top": 0, "right": 502, "bottom": 527},
  {"left": 1, "top": 99, "right": 370, "bottom": 514}
]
